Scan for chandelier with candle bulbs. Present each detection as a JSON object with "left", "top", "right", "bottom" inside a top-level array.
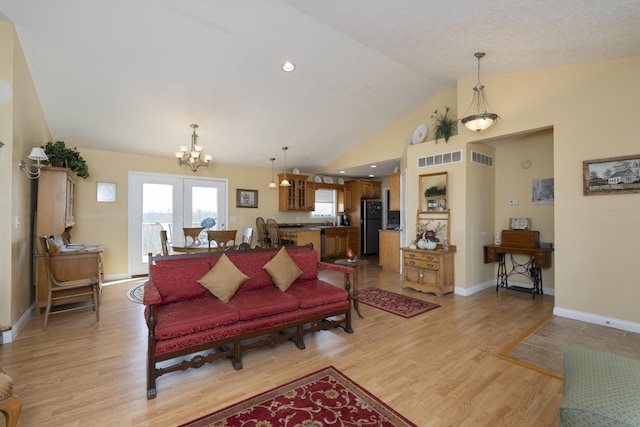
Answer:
[{"left": 175, "top": 124, "right": 213, "bottom": 173}]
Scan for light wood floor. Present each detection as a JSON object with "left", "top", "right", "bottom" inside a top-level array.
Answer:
[{"left": 0, "top": 261, "right": 562, "bottom": 426}]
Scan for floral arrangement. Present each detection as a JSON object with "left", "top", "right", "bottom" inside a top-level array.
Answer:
[
  {"left": 416, "top": 221, "right": 446, "bottom": 242},
  {"left": 200, "top": 217, "right": 216, "bottom": 229}
]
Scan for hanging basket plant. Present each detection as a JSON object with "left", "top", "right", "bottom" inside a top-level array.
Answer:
[
  {"left": 41, "top": 141, "right": 90, "bottom": 179},
  {"left": 430, "top": 106, "right": 457, "bottom": 143}
]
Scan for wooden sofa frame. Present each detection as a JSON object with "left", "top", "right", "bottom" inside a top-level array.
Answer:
[{"left": 145, "top": 244, "right": 354, "bottom": 399}]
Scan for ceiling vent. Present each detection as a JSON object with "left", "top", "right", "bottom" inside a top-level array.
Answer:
[
  {"left": 417, "top": 150, "right": 463, "bottom": 168},
  {"left": 471, "top": 151, "right": 494, "bottom": 167}
]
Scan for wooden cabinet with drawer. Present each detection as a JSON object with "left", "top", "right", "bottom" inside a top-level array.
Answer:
[{"left": 401, "top": 247, "right": 454, "bottom": 297}]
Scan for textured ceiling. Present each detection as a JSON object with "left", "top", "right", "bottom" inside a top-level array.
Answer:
[{"left": 1, "top": 0, "right": 639, "bottom": 177}]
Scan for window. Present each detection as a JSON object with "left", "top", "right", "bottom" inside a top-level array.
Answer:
[{"left": 312, "top": 188, "right": 336, "bottom": 218}]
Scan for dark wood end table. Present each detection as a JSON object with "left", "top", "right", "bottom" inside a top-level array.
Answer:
[{"left": 335, "top": 258, "right": 369, "bottom": 318}]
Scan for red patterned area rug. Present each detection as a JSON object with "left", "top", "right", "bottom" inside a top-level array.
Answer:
[
  {"left": 355, "top": 288, "right": 440, "bottom": 318},
  {"left": 180, "top": 366, "right": 416, "bottom": 427}
]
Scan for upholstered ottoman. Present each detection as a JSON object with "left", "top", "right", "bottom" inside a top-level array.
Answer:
[{"left": 559, "top": 347, "right": 640, "bottom": 426}]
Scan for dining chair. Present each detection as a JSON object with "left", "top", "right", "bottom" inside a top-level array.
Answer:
[
  {"left": 266, "top": 219, "right": 294, "bottom": 248},
  {"left": 241, "top": 227, "right": 254, "bottom": 246},
  {"left": 183, "top": 227, "right": 204, "bottom": 245},
  {"left": 207, "top": 230, "right": 238, "bottom": 251},
  {"left": 39, "top": 235, "right": 100, "bottom": 330},
  {"left": 255, "top": 217, "right": 269, "bottom": 247},
  {"left": 159, "top": 230, "right": 169, "bottom": 256}
]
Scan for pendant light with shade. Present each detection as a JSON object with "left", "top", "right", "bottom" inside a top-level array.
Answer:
[
  {"left": 268, "top": 157, "right": 277, "bottom": 189},
  {"left": 460, "top": 52, "right": 499, "bottom": 132},
  {"left": 280, "top": 147, "right": 291, "bottom": 187}
]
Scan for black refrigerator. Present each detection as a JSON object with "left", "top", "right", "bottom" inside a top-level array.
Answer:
[{"left": 361, "top": 199, "right": 382, "bottom": 255}]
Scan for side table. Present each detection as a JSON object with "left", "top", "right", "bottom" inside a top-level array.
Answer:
[{"left": 335, "top": 258, "right": 369, "bottom": 318}]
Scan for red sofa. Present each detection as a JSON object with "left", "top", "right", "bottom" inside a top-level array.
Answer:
[{"left": 143, "top": 244, "right": 354, "bottom": 399}]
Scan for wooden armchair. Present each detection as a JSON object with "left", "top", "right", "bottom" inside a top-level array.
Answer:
[
  {"left": 39, "top": 236, "right": 100, "bottom": 330},
  {"left": 183, "top": 227, "right": 204, "bottom": 245},
  {"left": 266, "top": 219, "right": 294, "bottom": 248},
  {"left": 255, "top": 217, "right": 269, "bottom": 247},
  {"left": 207, "top": 230, "right": 238, "bottom": 251},
  {"left": 159, "top": 230, "right": 169, "bottom": 256},
  {"left": 0, "top": 366, "right": 21, "bottom": 427}
]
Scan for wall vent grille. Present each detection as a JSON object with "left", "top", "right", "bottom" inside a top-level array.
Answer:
[
  {"left": 471, "top": 151, "right": 494, "bottom": 167},
  {"left": 417, "top": 150, "right": 463, "bottom": 168}
]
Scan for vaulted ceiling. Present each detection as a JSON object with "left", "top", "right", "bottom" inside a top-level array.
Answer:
[{"left": 2, "top": 1, "right": 639, "bottom": 177}]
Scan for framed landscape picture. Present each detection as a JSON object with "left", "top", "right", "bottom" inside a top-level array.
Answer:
[
  {"left": 236, "top": 189, "right": 258, "bottom": 208},
  {"left": 583, "top": 154, "right": 640, "bottom": 196}
]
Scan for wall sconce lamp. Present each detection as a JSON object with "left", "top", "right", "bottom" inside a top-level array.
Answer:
[{"left": 19, "top": 147, "right": 48, "bottom": 179}]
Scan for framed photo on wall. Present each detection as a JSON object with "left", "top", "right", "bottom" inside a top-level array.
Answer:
[
  {"left": 97, "top": 182, "right": 116, "bottom": 202},
  {"left": 236, "top": 189, "right": 258, "bottom": 208},
  {"left": 583, "top": 154, "right": 640, "bottom": 196}
]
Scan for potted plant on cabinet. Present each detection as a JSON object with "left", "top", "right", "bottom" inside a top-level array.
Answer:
[
  {"left": 430, "top": 106, "right": 457, "bottom": 143},
  {"left": 42, "top": 141, "right": 90, "bottom": 179}
]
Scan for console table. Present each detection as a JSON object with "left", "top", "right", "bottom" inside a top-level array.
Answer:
[{"left": 483, "top": 230, "right": 553, "bottom": 298}]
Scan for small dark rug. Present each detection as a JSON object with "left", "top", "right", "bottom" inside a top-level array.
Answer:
[
  {"left": 127, "top": 283, "right": 145, "bottom": 304},
  {"left": 355, "top": 288, "right": 440, "bottom": 318},
  {"left": 179, "top": 366, "right": 416, "bottom": 427}
]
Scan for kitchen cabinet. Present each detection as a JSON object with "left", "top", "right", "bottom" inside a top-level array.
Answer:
[
  {"left": 401, "top": 247, "right": 454, "bottom": 297},
  {"left": 360, "top": 180, "right": 381, "bottom": 199},
  {"left": 278, "top": 228, "right": 321, "bottom": 261},
  {"left": 343, "top": 183, "right": 353, "bottom": 212},
  {"left": 389, "top": 172, "right": 400, "bottom": 211},
  {"left": 323, "top": 227, "right": 357, "bottom": 258},
  {"left": 347, "top": 227, "right": 358, "bottom": 253},
  {"left": 324, "top": 227, "right": 348, "bottom": 258},
  {"left": 379, "top": 230, "right": 400, "bottom": 272},
  {"left": 278, "top": 173, "right": 314, "bottom": 211}
]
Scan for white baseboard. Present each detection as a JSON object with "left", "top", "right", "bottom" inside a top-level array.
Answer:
[
  {"left": 455, "top": 281, "right": 494, "bottom": 296},
  {"left": 458, "top": 280, "right": 555, "bottom": 296},
  {"left": 104, "top": 272, "right": 131, "bottom": 282},
  {"left": 0, "top": 302, "right": 35, "bottom": 344},
  {"left": 554, "top": 307, "right": 640, "bottom": 333}
]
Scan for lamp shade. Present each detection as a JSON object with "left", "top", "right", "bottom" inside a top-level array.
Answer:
[
  {"left": 461, "top": 113, "right": 499, "bottom": 132},
  {"left": 28, "top": 147, "right": 48, "bottom": 161}
]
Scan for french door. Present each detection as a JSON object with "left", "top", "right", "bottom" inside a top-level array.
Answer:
[{"left": 128, "top": 172, "right": 227, "bottom": 276}]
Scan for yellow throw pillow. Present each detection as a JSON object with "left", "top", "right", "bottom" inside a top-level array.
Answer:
[
  {"left": 263, "top": 247, "right": 303, "bottom": 291},
  {"left": 198, "top": 254, "right": 249, "bottom": 303}
]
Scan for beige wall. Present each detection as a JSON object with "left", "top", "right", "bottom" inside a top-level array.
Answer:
[
  {"left": 4, "top": 18, "right": 639, "bottom": 331},
  {"left": 322, "top": 89, "right": 457, "bottom": 174},
  {"left": 73, "top": 148, "right": 347, "bottom": 276},
  {"left": 331, "top": 56, "right": 640, "bottom": 326},
  {"left": 0, "top": 19, "right": 52, "bottom": 327}
]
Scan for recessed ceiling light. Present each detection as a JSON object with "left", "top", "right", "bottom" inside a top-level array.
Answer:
[
  {"left": 282, "top": 61, "right": 296, "bottom": 72},
  {"left": 370, "top": 164, "right": 377, "bottom": 168},
  {"left": 369, "top": 174, "right": 375, "bottom": 178},
  {"left": 339, "top": 170, "right": 346, "bottom": 174}
]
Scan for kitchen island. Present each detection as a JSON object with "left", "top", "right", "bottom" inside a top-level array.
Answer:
[
  {"left": 278, "top": 224, "right": 358, "bottom": 261},
  {"left": 278, "top": 227, "right": 322, "bottom": 260}
]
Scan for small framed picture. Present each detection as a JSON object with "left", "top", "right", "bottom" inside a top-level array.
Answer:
[
  {"left": 97, "top": 182, "right": 116, "bottom": 202},
  {"left": 236, "top": 189, "right": 258, "bottom": 208}
]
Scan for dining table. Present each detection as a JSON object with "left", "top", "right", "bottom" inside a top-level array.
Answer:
[{"left": 170, "top": 243, "right": 216, "bottom": 253}]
